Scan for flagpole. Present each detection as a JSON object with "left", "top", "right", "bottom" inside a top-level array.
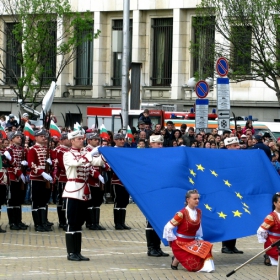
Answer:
[
  {"left": 226, "top": 239, "right": 280, "bottom": 278},
  {"left": 121, "top": 0, "right": 130, "bottom": 133}
]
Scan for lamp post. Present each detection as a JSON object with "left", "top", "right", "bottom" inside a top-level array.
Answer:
[{"left": 187, "top": 77, "right": 196, "bottom": 100}]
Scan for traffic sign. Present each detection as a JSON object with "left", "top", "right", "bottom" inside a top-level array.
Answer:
[
  {"left": 218, "top": 118, "right": 230, "bottom": 130},
  {"left": 216, "top": 57, "right": 229, "bottom": 77},
  {"left": 195, "top": 80, "right": 209, "bottom": 99},
  {"left": 217, "top": 78, "right": 230, "bottom": 110},
  {"left": 195, "top": 99, "right": 209, "bottom": 131},
  {"left": 218, "top": 110, "right": 230, "bottom": 118}
]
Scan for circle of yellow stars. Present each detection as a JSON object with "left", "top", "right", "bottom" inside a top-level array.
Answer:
[{"left": 188, "top": 164, "right": 251, "bottom": 220}]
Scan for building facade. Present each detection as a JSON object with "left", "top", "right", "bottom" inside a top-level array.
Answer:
[{"left": 0, "top": 0, "right": 279, "bottom": 126}]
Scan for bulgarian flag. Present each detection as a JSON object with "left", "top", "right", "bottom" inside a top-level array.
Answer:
[
  {"left": 126, "top": 125, "right": 134, "bottom": 142},
  {"left": 50, "top": 120, "right": 61, "bottom": 138},
  {"left": 23, "top": 122, "right": 34, "bottom": 141},
  {"left": 100, "top": 124, "right": 109, "bottom": 139},
  {"left": 0, "top": 126, "right": 6, "bottom": 139}
]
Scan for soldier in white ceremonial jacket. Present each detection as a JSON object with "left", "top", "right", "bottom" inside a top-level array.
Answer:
[{"left": 62, "top": 129, "right": 106, "bottom": 261}]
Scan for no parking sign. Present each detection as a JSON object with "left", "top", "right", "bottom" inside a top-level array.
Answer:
[
  {"left": 216, "top": 57, "right": 229, "bottom": 77},
  {"left": 195, "top": 80, "right": 209, "bottom": 99}
]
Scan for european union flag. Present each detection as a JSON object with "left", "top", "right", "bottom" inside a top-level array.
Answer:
[{"left": 100, "top": 147, "right": 280, "bottom": 244}]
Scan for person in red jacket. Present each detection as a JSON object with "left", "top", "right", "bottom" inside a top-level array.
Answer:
[
  {"left": 28, "top": 129, "right": 53, "bottom": 232},
  {"left": 4, "top": 131, "right": 29, "bottom": 230},
  {"left": 52, "top": 133, "right": 71, "bottom": 230},
  {"left": 82, "top": 133, "right": 108, "bottom": 230}
]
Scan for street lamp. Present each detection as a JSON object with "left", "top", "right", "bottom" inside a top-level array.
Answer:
[
  {"left": 187, "top": 77, "right": 197, "bottom": 88},
  {"left": 205, "top": 77, "right": 213, "bottom": 87}
]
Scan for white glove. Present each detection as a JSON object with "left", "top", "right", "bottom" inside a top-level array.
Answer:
[
  {"left": 4, "top": 151, "right": 11, "bottom": 161},
  {"left": 91, "top": 146, "right": 100, "bottom": 156},
  {"left": 20, "top": 174, "right": 26, "bottom": 183},
  {"left": 21, "top": 160, "right": 28, "bottom": 166},
  {"left": 42, "top": 172, "right": 53, "bottom": 182},
  {"left": 46, "top": 158, "right": 52, "bottom": 165},
  {"left": 98, "top": 174, "right": 105, "bottom": 184}
]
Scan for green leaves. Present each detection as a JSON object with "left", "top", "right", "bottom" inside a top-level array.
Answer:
[
  {"left": 2, "top": 0, "right": 100, "bottom": 107},
  {"left": 194, "top": 0, "right": 280, "bottom": 97}
]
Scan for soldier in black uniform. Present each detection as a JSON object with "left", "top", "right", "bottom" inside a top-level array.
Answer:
[
  {"left": 146, "top": 135, "right": 169, "bottom": 257},
  {"left": 112, "top": 133, "right": 131, "bottom": 230}
]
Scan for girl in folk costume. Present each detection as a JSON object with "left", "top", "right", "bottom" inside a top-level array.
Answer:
[
  {"left": 163, "top": 189, "right": 215, "bottom": 272},
  {"left": 257, "top": 192, "right": 280, "bottom": 266}
]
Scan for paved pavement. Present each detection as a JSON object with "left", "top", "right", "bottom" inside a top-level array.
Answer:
[{"left": 0, "top": 204, "right": 278, "bottom": 280}]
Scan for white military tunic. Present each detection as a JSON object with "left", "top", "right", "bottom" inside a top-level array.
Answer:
[{"left": 62, "top": 148, "right": 106, "bottom": 201}]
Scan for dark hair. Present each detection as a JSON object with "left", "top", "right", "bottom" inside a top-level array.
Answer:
[
  {"left": 272, "top": 193, "right": 280, "bottom": 210},
  {"left": 166, "top": 121, "right": 174, "bottom": 125},
  {"left": 138, "top": 139, "right": 146, "bottom": 144},
  {"left": 204, "top": 141, "right": 211, "bottom": 148},
  {"left": 174, "top": 129, "right": 182, "bottom": 138},
  {"left": 210, "top": 140, "right": 216, "bottom": 147},
  {"left": 245, "top": 121, "right": 253, "bottom": 130},
  {"left": 191, "top": 140, "right": 198, "bottom": 147},
  {"left": 180, "top": 124, "right": 187, "bottom": 129},
  {"left": 188, "top": 127, "right": 194, "bottom": 132}
]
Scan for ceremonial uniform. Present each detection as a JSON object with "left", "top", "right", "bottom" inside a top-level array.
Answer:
[
  {"left": 257, "top": 211, "right": 280, "bottom": 266},
  {"left": 112, "top": 133, "right": 131, "bottom": 230},
  {"left": 0, "top": 146, "right": 8, "bottom": 232},
  {"left": 5, "top": 131, "right": 28, "bottom": 230},
  {"left": 82, "top": 133, "right": 108, "bottom": 230},
  {"left": 53, "top": 134, "right": 70, "bottom": 229},
  {"left": 63, "top": 129, "right": 106, "bottom": 261},
  {"left": 28, "top": 129, "right": 53, "bottom": 232},
  {"left": 164, "top": 206, "right": 215, "bottom": 272}
]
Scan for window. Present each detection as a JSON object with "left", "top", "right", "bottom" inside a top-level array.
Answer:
[
  {"left": 151, "top": 18, "right": 173, "bottom": 86},
  {"left": 5, "top": 23, "right": 21, "bottom": 84},
  {"left": 192, "top": 17, "right": 215, "bottom": 79},
  {"left": 76, "top": 24, "right": 93, "bottom": 86},
  {"left": 37, "top": 21, "right": 57, "bottom": 85},
  {"left": 112, "top": 19, "right": 132, "bottom": 86},
  {"left": 231, "top": 26, "right": 252, "bottom": 74}
]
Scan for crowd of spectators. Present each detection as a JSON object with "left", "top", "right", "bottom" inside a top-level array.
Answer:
[{"left": 1, "top": 111, "right": 279, "bottom": 176}]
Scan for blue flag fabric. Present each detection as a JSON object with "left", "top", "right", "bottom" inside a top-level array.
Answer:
[{"left": 100, "top": 147, "right": 280, "bottom": 244}]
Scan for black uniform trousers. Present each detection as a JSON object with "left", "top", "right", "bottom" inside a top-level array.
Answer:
[
  {"left": 31, "top": 180, "right": 51, "bottom": 210},
  {"left": 65, "top": 198, "right": 87, "bottom": 232},
  {"left": 56, "top": 182, "right": 66, "bottom": 208},
  {"left": 7, "top": 181, "right": 22, "bottom": 207},
  {"left": 0, "top": 185, "right": 6, "bottom": 205},
  {"left": 90, "top": 186, "right": 104, "bottom": 207},
  {"left": 113, "top": 184, "right": 129, "bottom": 208},
  {"left": 0, "top": 184, "right": 6, "bottom": 215}
]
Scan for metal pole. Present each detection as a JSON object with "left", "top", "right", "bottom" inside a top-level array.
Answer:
[{"left": 121, "top": 0, "right": 130, "bottom": 132}]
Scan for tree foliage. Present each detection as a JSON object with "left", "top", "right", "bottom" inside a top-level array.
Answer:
[
  {"left": 0, "top": 0, "right": 100, "bottom": 107},
  {"left": 193, "top": 0, "right": 280, "bottom": 100}
]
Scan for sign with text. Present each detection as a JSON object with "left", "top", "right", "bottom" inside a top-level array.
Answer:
[
  {"left": 217, "top": 78, "right": 230, "bottom": 110},
  {"left": 195, "top": 99, "right": 209, "bottom": 133}
]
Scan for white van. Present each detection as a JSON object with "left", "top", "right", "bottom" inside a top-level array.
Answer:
[{"left": 260, "top": 122, "right": 280, "bottom": 140}]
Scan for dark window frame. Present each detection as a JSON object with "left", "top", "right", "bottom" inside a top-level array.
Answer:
[
  {"left": 37, "top": 21, "right": 57, "bottom": 85},
  {"left": 151, "top": 18, "right": 173, "bottom": 87},
  {"left": 75, "top": 23, "right": 94, "bottom": 86},
  {"left": 5, "top": 22, "right": 21, "bottom": 85},
  {"left": 111, "top": 19, "right": 133, "bottom": 86},
  {"left": 231, "top": 25, "right": 252, "bottom": 74},
  {"left": 192, "top": 16, "right": 215, "bottom": 79}
]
